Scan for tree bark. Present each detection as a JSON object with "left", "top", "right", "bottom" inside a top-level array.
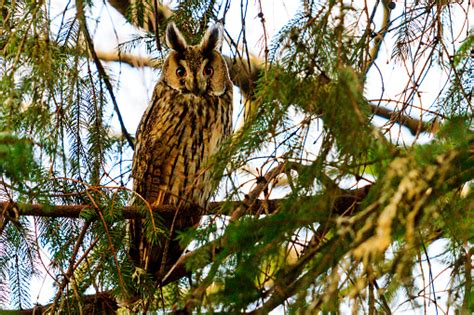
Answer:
[{"left": 1, "top": 185, "right": 369, "bottom": 219}]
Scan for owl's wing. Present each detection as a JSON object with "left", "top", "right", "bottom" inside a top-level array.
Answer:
[
  {"left": 132, "top": 84, "right": 168, "bottom": 202},
  {"left": 130, "top": 84, "right": 180, "bottom": 274}
]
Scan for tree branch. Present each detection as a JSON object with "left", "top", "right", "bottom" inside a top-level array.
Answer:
[
  {"left": 77, "top": 0, "right": 135, "bottom": 149},
  {"left": 1, "top": 185, "right": 370, "bottom": 287},
  {"left": 0, "top": 186, "right": 370, "bottom": 313},
  {"left": 96, "top": 50, "right": 161, "bottom": 68},
  {"left": 363, "top": 0, "right": 392, "bottom": 74},
  {"left": 4, "top": 185, "right": 368, "bottom": 220},
  {"left": 0, "top": 292, "right": 118, "bottom": 314},
  {"left": 3, "top": 200, "right": 275, "bottom": 218},
  {"left": 369, "top": 103, "right": 436, "bottom": 135}
]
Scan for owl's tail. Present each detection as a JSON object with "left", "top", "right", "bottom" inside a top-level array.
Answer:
[{"left": 129, "top": 208, "right": 201, "bottom": 288}]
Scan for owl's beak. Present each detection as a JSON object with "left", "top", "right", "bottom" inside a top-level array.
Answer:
[{"left": 186, "top": 74, "right": 206, "bottom": 95}]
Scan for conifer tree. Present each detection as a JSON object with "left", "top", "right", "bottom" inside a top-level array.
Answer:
[{"left": 0, "top": 0, "right": 472, "bottom": 313}]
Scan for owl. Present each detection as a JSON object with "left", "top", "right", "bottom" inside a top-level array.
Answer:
[{"left": 130, "top": 22, "right": 233, "bottom": 283}]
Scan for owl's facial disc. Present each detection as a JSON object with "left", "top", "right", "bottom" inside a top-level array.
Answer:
[{"left": 176, "top": 52, "right": 212, "bottom": 95}]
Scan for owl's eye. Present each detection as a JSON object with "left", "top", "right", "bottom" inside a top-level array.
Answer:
[
  {"left": 176, "top": 66, "right": 186, "bottom": 77},
  {"left": 203, "top": 65, "right": 214, "bottom": 76}
]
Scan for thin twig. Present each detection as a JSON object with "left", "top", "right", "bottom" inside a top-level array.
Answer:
[
  {"left": 77, "top": 0, "right": 135, "bottom": 149},
  {"left": 50, "top": 221, "right": 91, "bottom": 313}
]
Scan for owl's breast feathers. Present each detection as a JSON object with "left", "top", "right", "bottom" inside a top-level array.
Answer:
[{"left": 132, "top": 81, "right": 232, "bottom": 209}]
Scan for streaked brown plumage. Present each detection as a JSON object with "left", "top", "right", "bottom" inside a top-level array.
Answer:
[{"left": 131, "top": 22, "right": 232, "bottom": 282}]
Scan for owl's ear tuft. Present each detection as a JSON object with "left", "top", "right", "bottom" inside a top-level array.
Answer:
[
  {"left": 200, "top": 23, "right": 223, "bottom": 55},
  {"left": 166, "top": 22, "right": 187, "bottom": 52}
]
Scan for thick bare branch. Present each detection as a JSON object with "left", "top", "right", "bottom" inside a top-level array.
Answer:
[
  {"left": 96, "top": 50, "right": 161, "bottom": 68},
  {"left": 6, "top": 185, "right": 368, "bottom": 220},
  {"left": 4, "top": 200, "right": 275, "bottom": 218},
  {"left": 0, "top": 292, "right": 118, "bottom": 314},
  {"left": 363, "top": 1, "right": 392, "bottom": 73},
  {"left": 0, "top": 186, "right": 370, "bottom": 313},
  {"left": 369, "top": 103, "right": 437, "bottom": 135}
]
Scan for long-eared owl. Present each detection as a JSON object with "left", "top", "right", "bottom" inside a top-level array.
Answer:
[{"left": 131, "top": 22, "right": 233, "bottom": 282}]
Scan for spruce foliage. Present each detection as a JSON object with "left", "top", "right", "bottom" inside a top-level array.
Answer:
[{"left": 0, "top": 0, "right": 472, "bottom": 313}]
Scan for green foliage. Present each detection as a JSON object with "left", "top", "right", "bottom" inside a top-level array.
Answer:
[
  {"left": 0, "top": 0, "right": 472, "bottom": 313},
  {"left": 1, "top": 0, "right": 135, "bottom": 310},
  {"left": 1, "top": 219, "right": 39, "bottom": 309},
  {"left": 453, "top": 31, "right": 473, "bottom": 67},
  {"left": 314, "top": 67, "right": 373, "bottom": 158},
  {"left": 0, "top": 133, "right": 36, "bottom": 183}
]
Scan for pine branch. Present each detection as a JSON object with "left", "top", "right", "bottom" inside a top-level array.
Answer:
[
  {"left": 1, "top": 185, "right": 366, "bottom": 219},
  {"left": 96, "top": 50, "right": 161, "bottom": 68},
  {"left": 369, "top": 103, "right": 436, "bottom": 135},
  {"left": 0, "top": 292, "right": 118, "bottom": 314},
  {"left": 77, "top": 0, "right": 135, "bottom": 150},
  {"left": 0, "top": 186, "right": 369, "bottom": 284},
  {"left": 50, "top": 222, "right": 91, "bottom": 312},
  {"left": 363, "top": 1, "right": 393, "bottom": 74}
]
